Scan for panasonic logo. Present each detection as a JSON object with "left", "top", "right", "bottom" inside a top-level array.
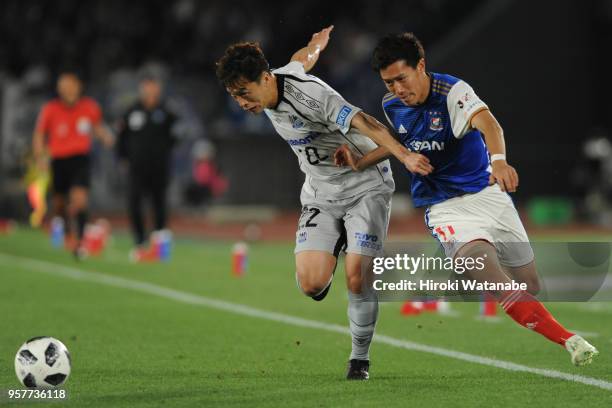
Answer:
[{"left": 288, "top": 132, "right": 321, "bottom": 146}]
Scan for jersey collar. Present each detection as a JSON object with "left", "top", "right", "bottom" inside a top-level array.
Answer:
[
  {"left": 271, "top": 73, "right": 285, "bottom": 110},
  {"left": 419, "top": 72, "right": 434, "bottom": 106}
]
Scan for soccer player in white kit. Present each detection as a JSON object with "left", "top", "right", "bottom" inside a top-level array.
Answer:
[
  {"left": 335, "top": 32, "right": 598, "bottom": 366},
  {"left": 216, "top": 27, "right": 433, "bottom": 379}
]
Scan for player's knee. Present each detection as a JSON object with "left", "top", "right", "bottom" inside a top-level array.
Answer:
[
  {"left": 299, "top": 282, "right": 331, "bottom": 301},
  {"left": 295, "top": 252, "right": 336, "bottom": 299},
  {"left": 345, "top": 254, "right": 373, "bottom": 295},
  {"left": 346, "top": 273, "right": 364, "bottom": 294},
  {"left": 70, "top": 189, "right": 88, "bottom": 209},
  {"left": 527, "top": 282, "right": 540, "bottom": 296},
  {"left": 505, "top": 262, "right": 540, "bottom": 295},
  {"left": 524, "top": 275, "right": 541, "bottom": 295},
  {"left": 295, "top": 269, "right": 332, "bottom": 298},
  {"left": 298, "top": 280, "right": 327, "bottom": 298}
]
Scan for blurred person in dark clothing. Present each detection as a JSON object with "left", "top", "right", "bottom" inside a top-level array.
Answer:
[{"left": 117, "top": 76, "right": 178, "bottom": 248}]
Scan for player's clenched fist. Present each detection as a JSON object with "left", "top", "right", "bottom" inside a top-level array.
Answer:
[
  {"left": 401, "top": 152, "right": 434, "bottom": 176},
  {"left": 489, "top": 160, "right": 519, "bottom": 192},
  {"left": 334, "top": 144, "right": 360, "bottom": 171}
]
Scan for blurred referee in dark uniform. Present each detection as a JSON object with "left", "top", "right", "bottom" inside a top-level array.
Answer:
[{"left": 117, "top": 76, "right": 178, "bottom": 247}]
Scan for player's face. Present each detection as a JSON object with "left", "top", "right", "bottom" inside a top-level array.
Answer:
[
  {"left": 380, "top": 59, "right": 428, "bottom": 106},
  {"left": 227, "top": 74, "right": 270, "bottom": 114},
  {"left": 140, "top": 79, "right": 162, "bottom": 108},
  {"left": 57, "top": 74, "right": 82, "bottom": 105}
]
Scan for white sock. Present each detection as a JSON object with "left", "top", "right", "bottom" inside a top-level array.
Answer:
[{"left": 347, "top": 289, "right": 378, "bottom": 361}]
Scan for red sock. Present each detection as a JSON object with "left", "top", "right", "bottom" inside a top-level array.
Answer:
[{"left": 499, "top": 290, "right": 574, "bottom": 346}]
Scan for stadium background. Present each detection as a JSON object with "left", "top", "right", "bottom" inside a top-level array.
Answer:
[
  {"left": 0, "top": 0, "right": 610, "bottom": 223},
  {"left": 1, "top": 1, "right": 612, "bottom": 407}
]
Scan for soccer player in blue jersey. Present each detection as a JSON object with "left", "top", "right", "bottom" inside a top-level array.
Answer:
[{"left": 334, "top": 32, "right": 598, "bottom": 366}]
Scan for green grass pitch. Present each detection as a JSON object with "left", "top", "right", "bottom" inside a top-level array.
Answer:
[{"left": 1, "top": 228, "right": 611, "bottom": 407}]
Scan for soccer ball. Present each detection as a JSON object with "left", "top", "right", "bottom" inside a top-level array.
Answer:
[{"left": 14, "top": 336, "right": 71, "bottom": 388}]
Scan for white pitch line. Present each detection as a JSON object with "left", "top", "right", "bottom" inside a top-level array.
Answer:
[{"left": 1, "top": 253, "right": 611, "bottom": 392}]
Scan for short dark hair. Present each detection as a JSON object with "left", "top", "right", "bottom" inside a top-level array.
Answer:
[
  {"left": 57, "top": 69, "right": 83, "bottom": 82},
  {"left": 371, "top": 33, "right": 425, "bottom": 71},
  {"left": 215, "top": 42, "right": 270, "bottom": 88},
  {"left": 139, "top": 71, "right": 161, "bottom": 84}
]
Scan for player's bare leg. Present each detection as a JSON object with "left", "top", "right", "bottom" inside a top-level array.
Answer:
[
  {"left": 344, "top": 253, "right": 378, "bottom": 380},
  {"left": 68, "top": 186, "right": 89, "bottom": 256},
  {"left": 475, "top": 260, "right": 540, "bottom": 319},
  {"left": 295, "top": 251, "right": 336, "bottom": 299},
  {"left": 503, "top": 261, "right": 540, "bottom": 295},
  {"left": 457, "top": 240, "right": 598, "bottom": 366},
  {"left": 51, "top": 193, "right": 67, "bottom": 223}
]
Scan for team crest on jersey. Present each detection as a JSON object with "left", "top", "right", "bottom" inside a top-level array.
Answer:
[
  {"left": 298, "top": 231, "right": 308, "bottom": 243},
  {"left": 129, "top": 111, "right": 146, "bottom": 130},
  {"left": 428, "top": 111, "right": 444, "bottom": 131},
  {"left": 289, "top": 114, "right": 305, "bottom": 129},
  {"left": 76, "top": 117, "right": 92, "bottom": 134}
]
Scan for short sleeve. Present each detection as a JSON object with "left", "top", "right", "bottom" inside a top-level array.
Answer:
[
  {"left": 34, "top": 104, "right": 50, "bottom": 134},
  {"left": 447, "top": 81, "right": 488, "bottom": 138},
  {"left": 274, "top": 61, "right": 306, "bottom": 75},
  {"left": 320, "top": 92, "right": 361, "bottom": 135}
]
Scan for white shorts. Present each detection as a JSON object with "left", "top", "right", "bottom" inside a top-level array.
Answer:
[
  {"left": 424, "top": 184, "right": 534, "bottom": 267},
  {"left": 295, "top": 180, "right": 394, "bottom": 258}
]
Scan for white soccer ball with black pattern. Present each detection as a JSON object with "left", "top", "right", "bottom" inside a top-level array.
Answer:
[{"left": 14, "top": 336, "right": 71, "bottom": 388}]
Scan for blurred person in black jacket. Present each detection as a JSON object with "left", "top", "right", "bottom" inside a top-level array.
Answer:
[{"left": 117, "top": 76, "right": 178, "bottom": 247}]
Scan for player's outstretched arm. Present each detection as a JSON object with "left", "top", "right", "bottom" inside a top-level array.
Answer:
[
  {"left": 350, "top": 112, "right": 433, "bottom": 176},
  {"left": 31, "top": 130, "right": 48, "bottom": 171},
  {"left": 290, "top": 25, "right": 334, "bottom": 73},
  {"left": 471, "top": 109, "right": 519, "bottom": 192}
]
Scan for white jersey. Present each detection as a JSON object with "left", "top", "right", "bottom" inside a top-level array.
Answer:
[{"left": 264, "top": 61, "right": 393, "bottom": 200}]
